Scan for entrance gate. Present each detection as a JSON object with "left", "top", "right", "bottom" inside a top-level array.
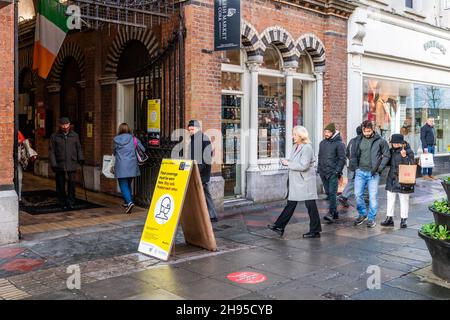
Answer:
[{"left": 133, "top": 21, "right": 185, "bottom": 206}]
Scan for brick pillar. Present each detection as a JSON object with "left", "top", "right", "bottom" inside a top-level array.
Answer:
[{"left": 0, "top": 2, "right": 18, "bottom": 244}]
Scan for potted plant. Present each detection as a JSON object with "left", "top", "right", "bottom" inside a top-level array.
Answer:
[
  {"left": 418, "top": 223, "right": 450, "bottom": 281},
  {"left": 440, "top": 176, "right": 450, "bottom": 201},
  {"left": 428, "top": 199, "right": 450, "bottom": 230}
]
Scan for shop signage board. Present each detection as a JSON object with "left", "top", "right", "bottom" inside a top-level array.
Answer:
[
  {"left": 214, "top": 0, "right": 241, "bottom": 51},
  {"left": 147, "top": 99, "right": 161, "bottom": 146},
  {"left": 138, "top": 159, "right": 217, "bottom": 261}
]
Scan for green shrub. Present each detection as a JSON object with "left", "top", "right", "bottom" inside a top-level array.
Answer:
[
  {"left": 430, "top": 199, "right": 450, "bottom": 215},
  {"left": 421, "top": 223, "right": 450, "bottom": 241}
]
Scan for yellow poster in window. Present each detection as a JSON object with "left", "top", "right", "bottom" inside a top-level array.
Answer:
[
  {"left": 138, "top": 159, "right": 193, "bottom": 261},
  {"left": 147, "top": 99, "right": 161, "bottom": 133}
]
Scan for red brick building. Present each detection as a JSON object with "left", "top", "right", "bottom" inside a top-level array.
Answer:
[
  {"left": 0, "top": 0, "right": 18, "bottom": 244},
  {"left": 13, "top": 0, "right": 355, "bottom": 239}
]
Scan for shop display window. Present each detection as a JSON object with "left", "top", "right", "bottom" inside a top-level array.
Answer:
[
  {"left": 258, "top": 75, "right": 286, "bottom": 158},
  {"left": 222, "top": 72, "right": 242, "bottom": 91},
  {"left": 363, "top": 77, "right": 450, "bottom": 154}
]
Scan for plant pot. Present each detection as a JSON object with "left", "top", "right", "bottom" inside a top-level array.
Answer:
[
  {"left": 418, "top": 230, "right": 450, "bottom": 282},
  {"left": 428, "top": 206, "right": 450, "bottom": 230},
  {"left": 441, "top": 180, "right": 450, "bottom": 203}
]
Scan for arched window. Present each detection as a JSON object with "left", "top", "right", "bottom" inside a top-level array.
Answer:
[
  {"left": 261, "top": 45, "right": 282, "bottom": 70},
  {"left": 298, "top": 53, "right": 313, "bottom": 74},
  {"left": 117, "top": 40, "right": 151, "bottom": 80}
]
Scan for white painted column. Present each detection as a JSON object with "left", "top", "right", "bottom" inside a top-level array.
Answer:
[
  {"left": 247, "top": 61, "right": 260, "bottom": 171},
  {"left": 314, "top": 71, "right": 324, "bottom": 154},
  {"left": 347, "top": 53, "right": 364, "bottom": 143},
  {"left": 284, "top": 67, "right": 295, "bottom": 158}
]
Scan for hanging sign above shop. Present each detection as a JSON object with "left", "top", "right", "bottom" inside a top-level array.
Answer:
[{"left": 214, "top": 0, "right": 241, "bottom": 51}]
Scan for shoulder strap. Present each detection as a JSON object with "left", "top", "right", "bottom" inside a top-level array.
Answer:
[{"left": 133, "top": 136, "right": 137, "bottom": 148}]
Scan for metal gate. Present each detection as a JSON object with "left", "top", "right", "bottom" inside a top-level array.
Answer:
[{"left": 133, "top": 20, "right": 185, "bottom": 207}]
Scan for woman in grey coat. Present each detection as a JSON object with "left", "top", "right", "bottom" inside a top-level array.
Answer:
[
  {"left": 113, "top": 123, "right": 145, "bottom": 214},
  {"left": 268, "top": 126, "right": 322, "bottom": 238}
]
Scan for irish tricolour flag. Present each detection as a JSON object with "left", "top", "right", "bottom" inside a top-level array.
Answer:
[{"left": 32, "top": 0, "right": 69, "bottom": 79}]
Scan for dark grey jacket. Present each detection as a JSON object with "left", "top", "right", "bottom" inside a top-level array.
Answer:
[
  {"left": 386, "top": 143, "right": 415, "bottom": 194},
  {"left": 350, "top": 133, "right": 390, "bottom": 175},
  {"left": 420, "top": 124, "right": 436, "bottom": 149},
  {"left": 189, "top": 132, "right": 212, "bottom": 184},
  {"left": 318, "top": 132, "right": 346, "bottom": 178},
  {"left": 49, "top": 130, "right": 84, "bottom": 172}
]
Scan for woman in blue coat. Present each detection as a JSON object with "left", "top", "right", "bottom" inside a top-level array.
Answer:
[{"left": 113, "top": 123, "right": 145, "bottom": 213}]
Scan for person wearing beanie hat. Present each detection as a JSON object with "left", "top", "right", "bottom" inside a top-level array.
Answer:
[
  {"left": 187, "top": 119, "right": 218, "bottom": 222},
  {"left": 318, "top": 123, "right": 346, "bottom": 223},
  {"left": 381, "top": 133, "right": 415, "bottom": 228},
  {"left": 324, "top": 123, "right": 336, "bottom": 135}
]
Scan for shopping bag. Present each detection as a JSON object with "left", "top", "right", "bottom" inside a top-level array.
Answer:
[
  {"left": 419, "top": 153, "right": 434, "bottom": 168},
  {"left": 102, "top": 155, "right": 115, "bottom": 178},
  {"left": 399, "top": 164, "right": 417, "bottom": 184}
]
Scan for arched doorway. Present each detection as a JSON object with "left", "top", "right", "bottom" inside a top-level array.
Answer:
[
  {"left": 60, "top": 57, "right": 83, "bottom": 141},
  {"left": 18, "top": 68, "right": 35, "bottom": 145}
]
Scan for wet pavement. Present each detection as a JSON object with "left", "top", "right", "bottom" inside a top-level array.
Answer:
[{"left": 1, "top": 176, "right": 450, "bottom": 300}]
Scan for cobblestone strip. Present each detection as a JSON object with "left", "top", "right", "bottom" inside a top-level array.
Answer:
[{"left": 0, "top": 278, "right": 31, "bottom": 300}]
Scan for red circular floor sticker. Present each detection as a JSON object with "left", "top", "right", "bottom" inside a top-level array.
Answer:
[{"left": 227, "top": 272, "right": 267, "bottom": 284}]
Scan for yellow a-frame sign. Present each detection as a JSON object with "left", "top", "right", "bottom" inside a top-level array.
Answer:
[{"left": 138, "top": 159, "right": 217, "bottom": 261}]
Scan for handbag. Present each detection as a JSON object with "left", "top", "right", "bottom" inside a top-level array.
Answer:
[
  {"left": 133, "top": 136, "right": 149, "bottom": 165},
  {"left": 419, "top": 153, "right": 434, "bottom": 168}
]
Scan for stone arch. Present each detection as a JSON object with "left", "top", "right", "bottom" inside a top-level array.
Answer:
[
  {"left": 241, "top": 20, "right": 264, "bottom": 61},
  {"left": 19, "top": 47, "right": 39, "bottom": 85},
  {"left": 260, "top": 26, "right": 298, "bottom": 67},
  {"left": 296, "top": 33, "right": 326, "bottom": 71},
  {"left": 49, "top": 41, "right": 86, "bottom": 83},
  {"left": 105, "top": 28, "right": 159, "bottom": 75}
]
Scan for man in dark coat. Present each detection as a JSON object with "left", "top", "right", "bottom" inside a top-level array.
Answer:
[
  {"left": 318, "top": 123, "right": 346, "bottom": 223},
  {"left": 381, "top": 134, "right": 415, "bottom": 229},
  {"left": 188, "top": 120, "right": 218, "bottom": 222},
  {"left": 350, "top": 120, "right": 390, "bottom": 228},
  {"left": 49, "top": 117, "right": 84, "bottom": 209},
  {"left": 420, "top": 117, "right": 437, "bottom": 180}
]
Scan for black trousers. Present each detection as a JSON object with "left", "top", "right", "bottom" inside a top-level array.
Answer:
[
  {"left": 321, "top": 174, "right": 339, "bottom": 214},
  {"left": 55, "top": 171, "right": 76, "bottom": 205},
  {"left": 202, "top": 182, "right": 218, "bottom": 219},
  {"left": 274, "top": 200, "right": 322, "bottom": 233}
]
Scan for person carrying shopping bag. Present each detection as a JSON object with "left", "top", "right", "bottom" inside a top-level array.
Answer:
[
  {"left": 113, "top": 123, "right": 145, "bottom": 214},
  {"left": 267, "top": 126, "right": 322, "bottom": 238},
  {"left": 381, "top": 134, "right": 415, "bottom": 229}
]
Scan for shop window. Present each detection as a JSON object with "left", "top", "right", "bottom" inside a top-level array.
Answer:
[
  {"left": 219, "top": 49, "right": 241, "bottom": 66},
  {"left": 261, "top": 45, "right": 282, "bottom": 70},
  {"left": 363, "top": 77, "right": 450, "bottom": 154},
  {"left": 258, "top": 75, "right": 286, "bottom": 159},
  {"left": 293, "top": 79, "right": 304, "bottom": 127},
  {"left": 297, "top": 54, "right": 313, "bottom": 74},
  {"left": 222, "top": 72, "right": 242, "bottom": 91}
]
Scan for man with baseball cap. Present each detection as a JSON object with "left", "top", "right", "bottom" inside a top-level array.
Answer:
[{"left": 49, "top": 117, "right": 84, "bottom": 209}]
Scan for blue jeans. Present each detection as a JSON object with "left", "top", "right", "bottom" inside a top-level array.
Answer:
[
  {"left": 354, "top": 169, "right": 380, "bottom": 222},
  {"left": 118, "top": 178, "right": 134, "bottom": 205},
  {"left": 422, "top": 145, "right": 435, "bottom": 176}
]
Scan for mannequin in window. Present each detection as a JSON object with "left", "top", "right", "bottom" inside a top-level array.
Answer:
[{"left": 375, "top": 93, "right": 392, "bottom": 137}]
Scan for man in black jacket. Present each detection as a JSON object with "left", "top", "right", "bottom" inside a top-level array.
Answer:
[
  {"left": 318, "top": 123, "right": 346, "bottom": 223},
  {"left": 420, "top": 117, "right": 437, "bottom": 180},
  {"left": 350, "top": 120, "right": 390, "bottom": 228},
  {"left": 49, "top": 117, "right": 84, "bottom": 209},
  {"left": 188, "top": 120, "right": 218, "bottom": 222}
]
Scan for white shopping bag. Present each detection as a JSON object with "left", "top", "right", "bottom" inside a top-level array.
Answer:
[
  {"left": 419, "top": 153, "right": 434, "bottom": 168},
  {"left": 102, "top": 155, "right": 115, "bottom": 178}
]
